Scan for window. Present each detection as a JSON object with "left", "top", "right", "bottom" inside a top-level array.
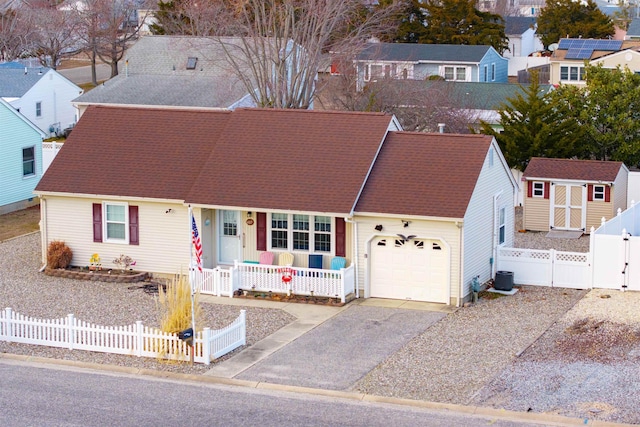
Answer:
[
  {"left": 560, "top": 65, "right": 585, "bottom": 82},
  {"left": 593, "top": 185, "right": 605, "bottom": 201},
  {"left": 443, "top": 66, "right": 467, "bottom": 81},
  {"left": 35, "top": 102, "right": 41, "bottom": 117},
  {"left": 105, "top": 203, "right": 127, "bottom": 242},
  {"left": 489, "top": 146, "right": 494, "bottom": 167},
  {"left": 498, "top": 207, "right": 506, "bottom": 244},
  {"left": 22, "top": 146, "right": 35, "bottom": 176},
  {"left": 484, "top": 65, "right": 488, "bottom": 81},
  {"left": 491, "top": 63, "right": 496, "bottom": 81},
  {"left": 270, "top": 213, "right": 332, "bottom": 253},
  {"left": 533, "top": 181, "right": 545, "bottom": 197}
]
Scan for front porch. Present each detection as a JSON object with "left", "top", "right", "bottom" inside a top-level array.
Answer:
[{"left": 192, "top": 261, "right": 356, "bottom": 303}]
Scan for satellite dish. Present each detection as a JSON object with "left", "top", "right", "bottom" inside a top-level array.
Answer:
[{"left": 548, "top": 43, "right": 559, "bottom": 52}]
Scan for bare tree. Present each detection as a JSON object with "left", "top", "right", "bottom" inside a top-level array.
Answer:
[
  {"left": 0, "top": 8, "right": 28, "bottom": 61},
  {"left": 209, "top": 0, "right": 402, "bottom": 109},
  {"left": 19, "top": 3, "right": 83, "bottom": 69}
]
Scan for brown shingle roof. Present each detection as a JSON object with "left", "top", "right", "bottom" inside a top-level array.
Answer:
[
  {"left": 523, "top": 157, "right": 624, "bottom": 182},
  {"left": 185, "top": 108, "right": 393, "bottom": 214},
  {"left": 355, "top": 132, "right": 493, "bottom": 218},
  {"left": 35, "top": 106, "right": 232, "bottom": 200}
]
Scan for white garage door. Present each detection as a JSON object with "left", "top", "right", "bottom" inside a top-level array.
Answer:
[{"left": 370, "top": 236, "right": 448, "bottom": 303}]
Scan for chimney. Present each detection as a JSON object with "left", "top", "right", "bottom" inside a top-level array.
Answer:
[{"left": 438, "top": 123, "right": 445, "bottom": 133}]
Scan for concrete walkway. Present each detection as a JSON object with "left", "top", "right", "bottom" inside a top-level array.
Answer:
[{"left": 202, "top": 296, "right": 456, "bottom": 385}]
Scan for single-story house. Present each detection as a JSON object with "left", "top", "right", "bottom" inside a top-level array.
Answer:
[
  {"left": 0, "top": 63, "right": 82, "bottom": 137},
  {"left": 522, "top": 157, "right": 629, "bottom": 233},
  {"left": 35, "top": 106, "right": 516, "bottom": 306},
  {"left": 0, "top": 97, "right": 46, "bottom": 214},
  {"left": 352, "top": 41, "right": 508, "bottom": 91}
]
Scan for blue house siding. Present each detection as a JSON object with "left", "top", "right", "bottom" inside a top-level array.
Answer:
[
  {"left": 0, "top": 100, "right": 44, "bottom": 213},
  {"left": 478, "top": 48, "right": 509, "bottom": 83}
]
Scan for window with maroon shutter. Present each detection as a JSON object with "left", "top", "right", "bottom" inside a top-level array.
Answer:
[
  {"left": 531, "top": 181, "right": 545, "bottom": 197},
  {"left": 605, "top": 186, "right": 611, "bottom": 202},
  {"left": 129, "top": 205, "right": 139, "bottom": 245},
  {"left": 257, "top": 212, "right": 267, "bottom": 251},
  {"left": 588, "top": 184, "right": 594, "bottom": 201},
  {"left": 93, "top": 203, "right": 102, "bottom": 242},
  {"left": 527, "top": 180, "right": 532, "bottom": 198},
  {"left": 335, "top": 217, "right": 346, "bottom": 257},
  {"left": 591, "top": 185, "right": 607, "bottom": 202}
]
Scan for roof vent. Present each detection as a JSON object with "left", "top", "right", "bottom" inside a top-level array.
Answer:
[{"left": 186, "top": 57, "right": 198, "bottom": 70}]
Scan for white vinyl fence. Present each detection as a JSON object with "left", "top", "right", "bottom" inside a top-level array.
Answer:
[
  {"left": 0, "top": 308, "right": 246, "bottom": 365},
  {"left": 496, "top": 247, "right": 590, "bottom": 289},
  {"left": 193, "top": 262, "right": 356, "bottom": 303},
  {"left": 42, "top": 141, "right": 63, "bottom": 173}
]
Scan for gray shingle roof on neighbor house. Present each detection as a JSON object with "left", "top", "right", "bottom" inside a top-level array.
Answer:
[
  {"left": 73, "top": 36, "right": 255, "bottom": 108},
  {"left": 627, "top": 18, "right": 640, "bottom": 38},
  {"left": 356, "top": 42, "right": 492, "bottom": 63},
  {"left": 0, "top": 67, "right": 49, "bottom": 98},
  {"left": 504, "top": 16, "right": 536, "bottom": 35},
  {"left": 381, "top": 80, "right": 553, "bottom": 110}
]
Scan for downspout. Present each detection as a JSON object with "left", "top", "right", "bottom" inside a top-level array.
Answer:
[
  {"left": 344, "top": 217, "right": 359, "bottom": 298},
  {"left": 39, "top": 196, "right": 47, "bottom": 271},
  {"left": 457, "top": 221, "right": 464, "bottom": 307}
]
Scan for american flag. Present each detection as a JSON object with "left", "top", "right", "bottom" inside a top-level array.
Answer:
[{"left": 191, "top": 214, "right": 203, "bottom": 271}]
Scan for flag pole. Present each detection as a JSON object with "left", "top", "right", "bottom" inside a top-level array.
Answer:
[{"left": 188, "top": 205, "right": 196, "bottom": 365}]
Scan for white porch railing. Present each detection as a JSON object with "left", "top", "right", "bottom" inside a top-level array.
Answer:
[
  {"left": 0, "top": 307, "right": 246, "bottom": 365},
  {"left": 496, "top": 247, "right": 590, "bottom": 289},
  {"left": 194, "top": 263, "right": 355, "bottom": 303}
]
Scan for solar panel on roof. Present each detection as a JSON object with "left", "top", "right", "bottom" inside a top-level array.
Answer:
[
  {"left": 558, "top": 38, "right": 623, "bottom": 51},
  {"left": 565, "top": 48, "right": 594, "bottom": 59}
]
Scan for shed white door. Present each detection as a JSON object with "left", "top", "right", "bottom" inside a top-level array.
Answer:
[
  {"left": 551, "top": 184, "right": 586, "bottom": 231},
  {"left": 370, "top": 237, "right": 448, "bottom": 303}
]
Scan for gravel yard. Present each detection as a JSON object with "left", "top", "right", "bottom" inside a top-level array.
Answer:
[{"left": 0, "top": 233, "right": 295, "bottom": 375}]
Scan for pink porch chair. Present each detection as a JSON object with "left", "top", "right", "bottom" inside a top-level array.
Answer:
[{"left": 259, "top": 251, "right": 275, "bottom": 265}]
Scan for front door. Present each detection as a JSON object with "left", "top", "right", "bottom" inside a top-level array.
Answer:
[
  {"left": 551, "top": 184, "right": 586, "bottom": 231},
  {"left": 219, "top": 210, "right": 241, "bottom": 264}
]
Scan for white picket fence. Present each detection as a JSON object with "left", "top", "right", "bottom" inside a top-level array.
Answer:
[
  {"left": 0, "top": 307, "right": 246, "bottom": 365},
  {"left": 192, "top": 262, "right": 356, "bottom": 303}
]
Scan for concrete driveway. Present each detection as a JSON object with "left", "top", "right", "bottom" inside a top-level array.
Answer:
[{"left": 223, "top": 302, "right": 450, "bottom": 390}]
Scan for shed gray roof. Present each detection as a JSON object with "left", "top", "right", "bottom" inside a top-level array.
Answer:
[
  {"left": 73, "top": 35, "right": 256, "bottom": 108},
  {"left": 356, "top": 42, "right": 492, "bottom": 63},
  {"left": 0, "top": 67, "right": 49, "bottom": 97},
  {"left": 504, "top": 16, "right": 536, "bottom": 35}
]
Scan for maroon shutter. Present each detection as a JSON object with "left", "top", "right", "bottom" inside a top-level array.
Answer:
[
  {"left": 527, "top": 181, "right": 532, "bottom": 198},
  {"left": 335, "top": 217, "right": 346, "bottom": 257},
  {"left": 92, "top": 203, "right": 102, "bottom": 242},
  {"left": 544, "top": 182, "right": 550, "bottom": 199},
  {"left": 257, "top": 212, "right": 267, "bottom": 251},
  {"left": 587, "top": 184, "right": 593, "bottom": 202},
  {"left": 605, "top": 186, "right": 611, "bottom": 202},
  {"left": 129, "top": 205, "right": 139, "bottom": 245}
]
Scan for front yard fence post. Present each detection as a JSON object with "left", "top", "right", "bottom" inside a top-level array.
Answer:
[
  {"left": 136, "top": 321, "right": 143, "bottom": 357},
  {"left": 67, "top": 314, "right": 75, "bottom": 350},
  {"left": 202, "top": 327, "right": 211, "bottom": 365}
]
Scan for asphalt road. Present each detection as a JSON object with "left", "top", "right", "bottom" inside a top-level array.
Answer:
[
  {"left": 0, "top": 359, "right": 548, "bottom": 427},
  {"left": 59, "top": 63, "right": 112, "bottom": 85}
]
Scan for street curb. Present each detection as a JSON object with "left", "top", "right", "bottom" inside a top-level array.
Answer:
[{"left": 0, "top": 353, "right": 633, "bottom": 427}]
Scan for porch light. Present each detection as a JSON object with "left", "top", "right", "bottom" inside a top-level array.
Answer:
[
  {"left": 247, "top": 212, "right": 252, "bottom": 218},
  {"left": 374, "top": 224, "right": 383, "bottom": 231}
]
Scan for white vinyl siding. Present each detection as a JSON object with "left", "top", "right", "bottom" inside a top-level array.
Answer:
[
  {"left": 463, "top": 140, "right": 516, "bottom": 298},
  {"left": 40, "top": 197, "right": 191, "bottom": 274}
]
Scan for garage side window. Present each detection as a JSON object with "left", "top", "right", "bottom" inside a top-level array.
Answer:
[
  {"left": 593, "top": 185, "right": 605, "bottom": 201},
  {"left": 498, "top": 207, "right": 506, "bottom": 244},
  {"left": 533, "top": 182, "right": 544, "bottom": 197}
]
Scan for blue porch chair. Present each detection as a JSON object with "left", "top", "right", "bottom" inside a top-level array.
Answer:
[{"left": 330, "top": 256, "right": 346, "bottom": 270}]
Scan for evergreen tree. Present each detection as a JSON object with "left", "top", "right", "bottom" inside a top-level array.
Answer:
[
  {"left": 480, "top": 72, "right": 579, "bottom": 170},
  {"left": 537, "top": 0, "right": 614, "bottom": 48}
]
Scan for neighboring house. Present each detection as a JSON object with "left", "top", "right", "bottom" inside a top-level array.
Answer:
[
  {"left": 353, "top": 42, "right": 508, "bottom": 91},
  {"left": 625, "top": 18, "right": 640, "bottom": 41},
  {"left": 504, "top": 16, "right": 543, "bottom": 58},
  {"left": 35, "top": 106, "right": 516, "bottom": 306},
  {"left": 0, "top": 98, "right": 46, "bottom": 214},
  {"left": 73, "top": 35, "right": 308, "bottom": 117},
  {"left": 522, "top": 158, "right": 628, "bottom": 233},
  {"left": 476, "top": 0, "right": 545, "bottom": 17},
  {"left": 549, "top": 38, "right": 640, "bottom": 86},
  {"left": 0, "top": 63, "right": 83, "bottom": 137}
]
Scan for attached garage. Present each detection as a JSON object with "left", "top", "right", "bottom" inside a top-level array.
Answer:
[{"left": 369, "top": 236, "right": 449, "bottom": 303}]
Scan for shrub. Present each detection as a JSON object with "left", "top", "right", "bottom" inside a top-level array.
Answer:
[
  {"left": 157, "top": 274, "right": 202, "bottom": 334},
  {"left": 47, "top": 240, "right": 73, "bottom": 269}
]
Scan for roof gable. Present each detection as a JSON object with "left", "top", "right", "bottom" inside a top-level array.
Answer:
[
  {"left": 357, "top": 42, "right": 492, "bottom": 63},
  {"left": 355, "top": 132, "right": 493, "bottom": 218},
  {"left": 0, "top": 98, "right": 46, "bottom": 136},
  {"left": 186, "top": 108, "right": 394, "bottom": 214},
  {"left": 504, "top": 16, "right": 536, "bottom": 35},
  {"left": 523, "top": 158, "right": 624, "bottom": 182}
]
